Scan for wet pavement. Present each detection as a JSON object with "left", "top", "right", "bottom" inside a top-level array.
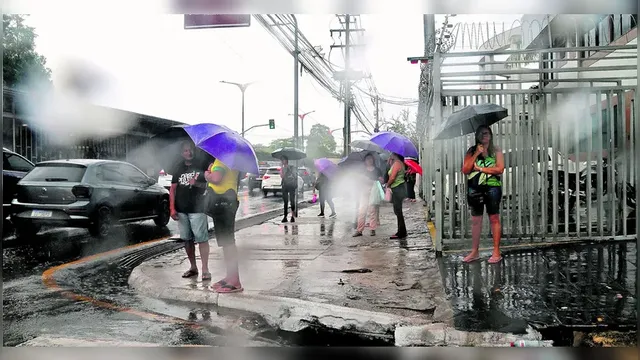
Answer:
[
  {"left": 2, "top": 191, "right": 311, "bottom": 346},
  {"left": 129, "top": 199, "right": 453, "bottom": 341},
  {"left": 440, "top": 241, "right": 637, "bottom": 343}
]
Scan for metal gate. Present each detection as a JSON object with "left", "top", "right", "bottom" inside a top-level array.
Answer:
[{"left": 421, "top": 45, "right": 638, "bottom": 252}]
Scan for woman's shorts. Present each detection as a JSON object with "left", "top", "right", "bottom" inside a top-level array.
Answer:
[{"left": 467, "top": 186, "right": 502, "bottom": 217}]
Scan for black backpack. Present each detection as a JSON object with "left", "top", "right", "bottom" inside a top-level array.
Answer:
[{"left": 282, "top": 166, "right": 298, "bottom": 188}]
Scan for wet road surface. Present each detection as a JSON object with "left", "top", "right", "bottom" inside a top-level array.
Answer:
[
  {"left": 2, "top": 191, "right": 307, "bottom": 346},
  {"left": 440, "top": 241, "right": 637, "bottom": 344}
]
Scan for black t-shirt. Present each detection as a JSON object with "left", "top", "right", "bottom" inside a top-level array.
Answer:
[
  {"left": 172, "top": 162, "right": 207, "bottom": 213},
  {"left": 365, "top": 167, "right": 383, "bottom": 182}
]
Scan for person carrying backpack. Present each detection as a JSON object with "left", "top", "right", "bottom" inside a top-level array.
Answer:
[{"left": 280, "top": 156, "right": 298, "bottom": 223}]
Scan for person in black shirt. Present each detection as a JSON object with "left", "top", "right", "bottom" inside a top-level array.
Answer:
[
  {"left": 280, "top": 156, "right": 298, "bottom": 223},
  {"left": 353, "top": 153, "right": 384, "bottom": 237},
  {"left": 170, "top": 141, "right": 210, "bottom": 281}
]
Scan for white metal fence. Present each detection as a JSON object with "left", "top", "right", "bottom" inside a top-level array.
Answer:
[{"left": 421, "top": 45, "right": 638, "bottom": 252}]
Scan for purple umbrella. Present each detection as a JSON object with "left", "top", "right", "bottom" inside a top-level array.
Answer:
[
  {"left": 370, "top": 131, "right": 419, "bottom": 158},
  {"left": 183, "top": 123, "right": 259, "bottom": 174},
  {"left": 314, "top": 158, "right": 337, "bottom": 177}
]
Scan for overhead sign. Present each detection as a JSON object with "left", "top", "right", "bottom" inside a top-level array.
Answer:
[{"left": 184, "top": 14, "right": 251, "bottom": 29}]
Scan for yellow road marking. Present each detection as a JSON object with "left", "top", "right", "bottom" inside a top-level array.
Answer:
[{"left": 41, "top": 236, "right": 202, "bottom": 329}]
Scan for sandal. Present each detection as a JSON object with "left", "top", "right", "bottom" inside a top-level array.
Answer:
[
  {"left": 463, "top": 255, "right": 480, "bottom": 263},
  {"left": 202, "top": 272, "right": 212, "bottom": 281},
  {"left": 182, "top": 269, "right": 198, "bottom": 278},
  {"left": 211, "top": 279, "right": 228, "bottom": 289},
  {"left": 215, "top": 283, "right": 244, "bottom": 294},
  {"left": 488, "top": 255, "right": 503, "bottom": 264}
]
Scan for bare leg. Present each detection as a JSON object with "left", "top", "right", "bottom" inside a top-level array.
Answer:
[
  {"left": 488, "top": 214, "right": 502, "bottom": 261},
  {"left": 222, "top": 245, "right": 241, "bottom": 286},
  {"left": 463, "top": 216, "right": 482, "bottom": 262},
  {"left": 185, "top": 242, "right": 198, "bottom": 271},
  {"left": 198, "top": 242, "right": 210, "bottom": 275}
]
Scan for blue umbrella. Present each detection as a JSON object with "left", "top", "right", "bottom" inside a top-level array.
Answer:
[
  {"left": 183, "top": 123, "right": 259, "bottom": 175},
  {"left": 370, "top": 131, "right": 419, "bottom": 158},
  {"left": 314, "top": 158, "right": 338, "bottom": 177}
]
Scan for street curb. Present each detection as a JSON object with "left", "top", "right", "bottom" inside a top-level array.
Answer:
[{"left": 128, "top": 265, "right": 414, "bottom": 338}]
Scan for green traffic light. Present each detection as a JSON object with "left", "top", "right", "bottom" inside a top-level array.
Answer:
[{"left": 268, "top": 119, "right": 275, "bottom": 129}]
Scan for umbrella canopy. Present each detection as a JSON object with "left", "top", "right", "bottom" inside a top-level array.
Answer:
[
  {"left": 434, "top": 103, "right": 508, "bottom": 140},
  {"left": 148, "top": 125, "right": 215, "bottom": 174},
  {"left": 337, "top": 150, "right": 380, "bottom": 168},
  {"left": 404, "top": 158, "right": 422, "bottom": 175},
  {"left": 350, "top": 139, "right": 385, "bottom": 153},
  {"left": 370, "top": 131, "right": 419, "bottom": 158},
  {"left": 271, "top": 147, "right": 307, "bottom": 161},
  {"left": 183, "top": 123, "right": 259, "bottom": 174},
  {"left": 314, "top": 158, "right": 338, "bottom": 177}
]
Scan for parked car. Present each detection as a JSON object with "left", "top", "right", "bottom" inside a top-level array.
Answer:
[
  {"left": 3, "top": 148, "right": 35, "bottom": 236},
  {"left": 11, "top": 159, "right": 170, "bottom": 238},
  {"left": 260, "top": 166, "right": 304, "bottom": 197},
  {"left": 298, "top": 167, "right": 313, "bottom": 188},
  {"left": 248, "top": 167, "right": 269, "bottom": 194}
]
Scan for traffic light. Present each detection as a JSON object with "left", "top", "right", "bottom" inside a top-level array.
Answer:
[{"left": 268, "top": 119, "right": 275, "bottom": 129}]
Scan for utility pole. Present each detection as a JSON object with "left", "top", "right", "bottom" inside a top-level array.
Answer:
[
  {"left": 292, "top": 15, "right": 300, "bottom": 150},
  {"left": 220, "top": 80, "right": 255, "bottom": 137},
  {"left": 374, "top": 95, "right": 380, "bottom": 132},
  {"left": 331, "top": 15, "right": 365, "bottom": 156}
]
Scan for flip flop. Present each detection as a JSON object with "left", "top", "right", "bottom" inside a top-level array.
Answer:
[
  {"left": 202, "top": 272, "right": 212, "bottom": 281},
  {"left": 215, "top": 284, "right": 244, "bottom": 294},
  {"left": 182, "top": 269, "right": 198, "bottom": 278},
  {"left": 462, "top": 255, "right": 480, "bottom": 263},
  {"left": 488, "top": 256, "right": 503, "bottom": 264},
  {"left": 211, "top": 279, "right": 228, "bottom": 289}
]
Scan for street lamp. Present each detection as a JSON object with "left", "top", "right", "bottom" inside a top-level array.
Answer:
[
  {"left": 220, "top": 80, "right": 255, "bottom": 137},
  {"left": 289, "top": 110, "right": 315, "bottom": 150}
]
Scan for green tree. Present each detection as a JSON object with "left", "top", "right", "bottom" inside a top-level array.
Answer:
[
  {"left": 268, "top": 137, "right": 295, "bottom": 150},
  {"left": 385, "top": 108, "right": 419, "bottom": 148},
  {"left": 252, "top": 144, "right": 274, "bottom": 161},
  {"left": 305, "top": 123, "right": 337, "bottom": 159},
  {"left": 3, "top": 14, "right": 51, "bottom": 87}
]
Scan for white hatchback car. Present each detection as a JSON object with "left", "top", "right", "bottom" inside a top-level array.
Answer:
[
  {"left": 157, "top": 169, "right": 173, "bottom": 190},
  {"left": 260, "top": 166, "right": 304, "bottom": 197}
]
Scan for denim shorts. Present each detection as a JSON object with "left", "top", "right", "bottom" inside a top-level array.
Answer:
[
  {"left": 177, "top": 213, "right": 209, "bottom": 243},
  {"left": 467, "top": 186, "right": 502, "bottom": 217}
]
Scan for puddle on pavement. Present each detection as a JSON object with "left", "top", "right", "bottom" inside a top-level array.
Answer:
[{"left": 440, "top": 240, "right": 637, "bottom": 345}]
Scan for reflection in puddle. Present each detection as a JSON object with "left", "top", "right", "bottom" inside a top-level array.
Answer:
[{"left": 440, "top": 241, "right": 637, "bottom": 333}]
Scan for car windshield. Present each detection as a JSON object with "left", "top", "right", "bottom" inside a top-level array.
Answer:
[
  {"left": 21, "top": 164, "right": 87, "bottom": 182},
  {"left": 266, "top": 168, "right": 280, "bottom": 175}
]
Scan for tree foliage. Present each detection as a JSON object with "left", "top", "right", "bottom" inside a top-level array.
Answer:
[
  {"left": 385, "top": 108, "right": 419, "bottom": 147},
  {"left": 268, "top": 137, "right": 295, "bottom": 150},
  {"left": 3, "top": 14, "right": 51, "bottom": 87},
  {"left": 305, "top": 123, "right": 337, "bottom": 159}
]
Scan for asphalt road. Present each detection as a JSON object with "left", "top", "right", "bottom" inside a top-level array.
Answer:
[{"left": 2, "top": 189, "right": 309, "bottom": 346}]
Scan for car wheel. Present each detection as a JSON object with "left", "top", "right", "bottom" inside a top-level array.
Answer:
[
  {"left": 89, "top": 206, "right": 113, "bottom": 237},
  {"left": 263, "top": 190, "right": 268, "bottom": 197},
  {"left": 154, "top": 199, "right": 170, "bottom": 227},
  {"left": 14, "top": 223, "right": 41, "bottom": 240}
]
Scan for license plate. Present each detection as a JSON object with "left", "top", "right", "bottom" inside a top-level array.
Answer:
[{"left": 31, "top": 210, "right": 53, "bottom": 218}]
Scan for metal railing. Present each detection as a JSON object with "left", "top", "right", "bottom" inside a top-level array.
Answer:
[{"left": 421, "top": 45, "right": 638, "bottom": 251}]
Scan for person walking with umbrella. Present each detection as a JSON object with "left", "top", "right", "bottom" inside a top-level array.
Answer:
[
  {"left": 353, "top": 153, "right": 384, "bottom": 237},
  {"left": 385, "top": 152, "right": 408, "bottom": 239},
  {"left": 313, "top": 158, "right": 337, "bottom": 218},
  {"left": 461, "top": 125, "right": 505, "bottom": 264},
  {"left": 280, "top": 156, "right": 298, "bottom": 223},
  {"left": 170, "top": 141, "right": 211, "bottom": 281}
]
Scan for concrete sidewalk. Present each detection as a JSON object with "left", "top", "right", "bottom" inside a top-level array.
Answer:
[{"left": 129, "top": 198, "right": 548, "bottom": 346}]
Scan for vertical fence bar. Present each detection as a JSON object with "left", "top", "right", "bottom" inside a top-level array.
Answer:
[
  {"left": 551, "top": 94, "right": 559, "bottom": 236},
  {"left": 560, "top": 94, "right": 570, "bottom": 238},
  {"left": 574, "top": 95, "right": 581, "bottom": 237},
  {"left": 525, "top": 94, "right": 535, "bottom": 236},
  {"left": 586, "top": 93, "right": 594, "bottom": 237},
  {"left": 540, "top": 94, "right": 549, "bottom": 237},
  {"left": 608, "top": 91, "right": 617, "bottom": 236},
  {"left": 620, "top": 94, "right": 628, "bottom": 236},
  {"left": 596, "top": 91, "right": 605, "bottom": 236}
]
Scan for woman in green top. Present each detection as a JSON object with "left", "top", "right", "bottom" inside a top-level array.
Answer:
[
  {"left": 385, "top": 152, "right": 408, "bottom": 239},
  {"left": 461, "top": 125, "right": 505, "bottom": 264}
]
